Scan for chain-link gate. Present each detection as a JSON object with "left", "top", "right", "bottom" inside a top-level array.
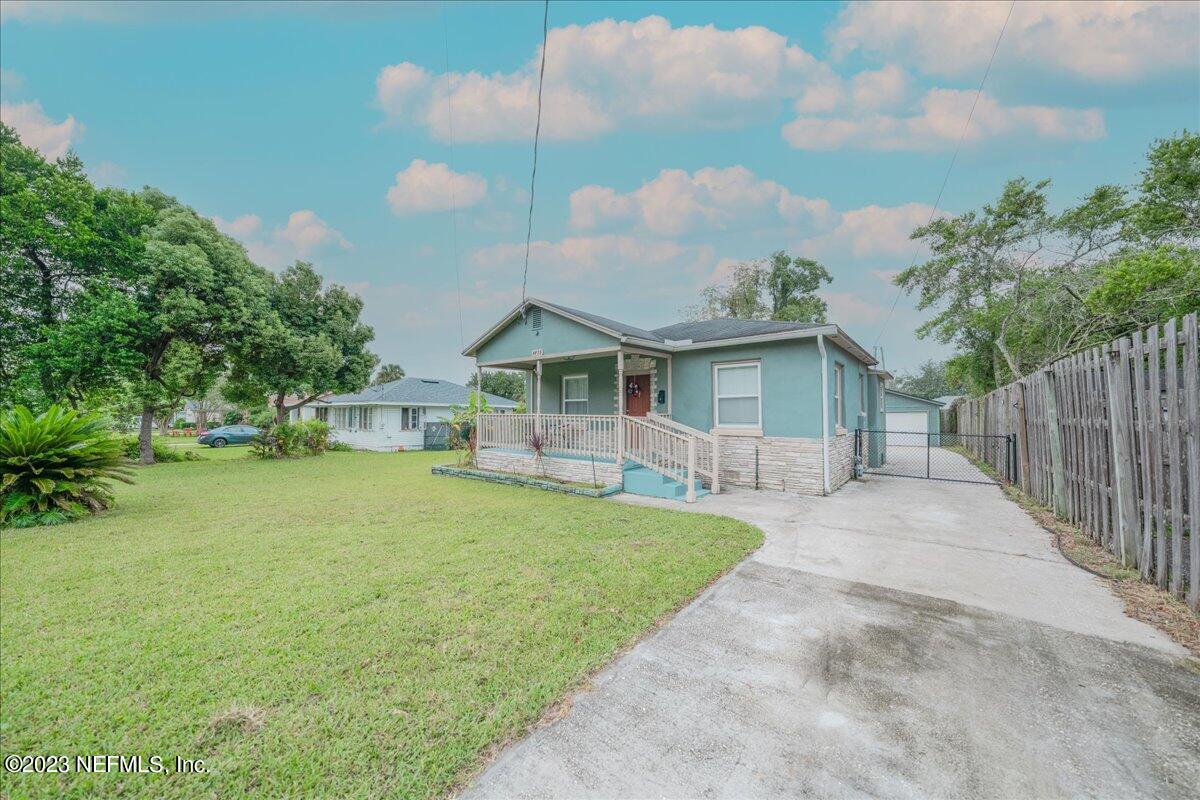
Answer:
[{"left": 855, "top": 429, "right": 1015, "bottom": 485}]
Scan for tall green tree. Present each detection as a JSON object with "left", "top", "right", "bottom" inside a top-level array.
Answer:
[
  {"left": 766, "top": 251, "right": 832, "bottom": 322},
  {"left": 0, "top": 123, "right": 153, "bottom": 407},
  {"left": 372, "top": 363, "right": 406, "bottom": 385},
  {"left": 892, "top": 360, "right": 965, "bottom": 400},
  {"left": 897, "top": 131, "right": 1199, "bottom": 393},
  {"left": 126, "top": 189, "right": 273, "bottom": 463},
  {"left": 226, "top": 262, "right": 376, "bottom": 424},
  {"left": 685, "top": 251, "right": 831, "bottom": 322},
  {"left": 467, "top": 369, "right": 526, "bottom": 402}
]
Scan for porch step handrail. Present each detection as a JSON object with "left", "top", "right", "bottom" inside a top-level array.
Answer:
[
  {"left": 645, "top": 412, "right": 714, "bottom": 443},
  {"left": 641, "top": 413, "right": 720, "bottom": 494},
  {"left": 623, "top": 415, "right": 697, "bottom": 502}
]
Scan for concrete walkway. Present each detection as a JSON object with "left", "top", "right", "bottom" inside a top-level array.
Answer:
[{"left": 464, "top": 471, "right": 1200, "bottom": 799}]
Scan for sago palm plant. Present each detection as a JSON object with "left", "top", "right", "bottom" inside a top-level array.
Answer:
[{"left": 0, "top": 405, "right": 134, "bottom": 528}]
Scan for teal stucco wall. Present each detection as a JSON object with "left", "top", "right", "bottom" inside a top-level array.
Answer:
[
  {"left": 527, "top": 355, "right": 669, "bottom": 415},
  {"left": 670, "top": 339, "right": 820, "bottom": 438},
  {"left": 476, "top": 307, "right": 617, "bottom": 363},
  {"left": 884, "top": 389, "right": 943, "bottom": 434}
]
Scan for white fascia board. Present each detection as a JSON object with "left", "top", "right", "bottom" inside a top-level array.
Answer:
[{"left": 461, "top": 296, "right": 626, "bottom": 356}]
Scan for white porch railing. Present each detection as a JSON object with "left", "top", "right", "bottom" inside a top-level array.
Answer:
[
  {"left": 477, "top": 413, "right": 619, "bottom": 462},
  {"left": 477, "top": 412, "right": 720, "bottom": 502}
]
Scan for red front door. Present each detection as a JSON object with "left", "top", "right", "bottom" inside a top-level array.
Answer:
[{"left": 625, "top": 374, "right": 651, "bottom": 416}]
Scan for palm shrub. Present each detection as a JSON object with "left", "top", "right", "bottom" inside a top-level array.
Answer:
[
  {"left": 250, "top": 419, "right": 329, "bottom": 459},
  {"left": 1, "top": 405, "right": 134, "bottom": 528}
]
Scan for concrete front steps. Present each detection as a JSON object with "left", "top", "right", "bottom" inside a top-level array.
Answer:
[{"left": 622, "top": 462, "right": 709, "bottom": 501}]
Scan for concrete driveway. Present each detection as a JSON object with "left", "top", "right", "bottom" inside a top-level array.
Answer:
[{"left": 463, "top": 471, "right": 1200, "bottom": 799}]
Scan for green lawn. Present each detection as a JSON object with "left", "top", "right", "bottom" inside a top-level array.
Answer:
[
  {"left": 0, "top": 451, "right": 760, "bottom": 798},
  {"left": 151, "top": 434, "right": 251, "bottom": 461}
]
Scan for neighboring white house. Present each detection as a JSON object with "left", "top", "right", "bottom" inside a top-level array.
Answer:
[{"left": 292, "top": 377, "right": 519, "bottom": 452}]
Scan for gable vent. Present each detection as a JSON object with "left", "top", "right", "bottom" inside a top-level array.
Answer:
[{"left": 529, "top": 307, "right": 543, "bottom": 331}]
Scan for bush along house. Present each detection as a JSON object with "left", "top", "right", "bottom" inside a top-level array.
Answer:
[{"left": 462, "top": 298, "right": 887, "bottom": 501}]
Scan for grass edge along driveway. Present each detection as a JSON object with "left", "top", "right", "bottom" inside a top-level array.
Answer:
[{"left": 0, "top": 451, "right": 761, "bottom": 799}]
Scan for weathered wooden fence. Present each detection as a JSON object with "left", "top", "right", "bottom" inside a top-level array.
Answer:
[{"left": 958, "top": 313, "right": 1199, "bottom": 613}]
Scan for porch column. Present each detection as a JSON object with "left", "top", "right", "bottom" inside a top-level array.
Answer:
[
  {"left": 534, "top": 360, "right": 543, "bottom": 434},
  {"left": 666, "top": 354, "right": 673, "bottom": 416},
  {"left": 616, "top": 348, "right": 626, "bottom": 415}
]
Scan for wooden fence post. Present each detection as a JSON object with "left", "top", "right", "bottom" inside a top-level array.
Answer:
[
  {"left": 1107, "top": 338, "right": 1140, "bottom": 567},
  {"left": 1043, "top": 368, "right": 1068, "bottom": 517},
  {"left": 1182, "top": 313, "right": 1199, "bottom": 611},
  {"left": 1016, "top": 381, "right": 1032, "bottom": 493}
]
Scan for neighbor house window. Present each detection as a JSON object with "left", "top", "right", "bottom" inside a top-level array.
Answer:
[
  {"left": 562, "top": 375, "right": 588, "bottom": 414},
  {"left": 315, "top": 406, "right": 328, "bottom": 422},
  {"left": 714, "top": 361, "right": 761, "bottom": 428},
  {"left": 834, "top": 363, "right": 845, "bottom": 428},
  {"left": 361, "top": 407, "right": 373, "bottom": 430},
  {"left": 401, "top": 407, "right": 423, "bottom": 430}
]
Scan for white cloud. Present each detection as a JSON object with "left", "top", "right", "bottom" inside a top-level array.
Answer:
[
  {"left": 376, "top": 15, "right": 829, "bottom": 142},
  {"left": 849, "top": 65, "right": 909, "bottom": 111},
  {"left": 828, "top": 1, "right": 1199, "bottom": 81},
  {"left": 0, "top": 100, "right": 83, "bottom": 159},
  {"left": 570, "top": 166, "right": 831, "bottom": 237},
  {"left": 799, "top": 203, "right": 942, "bottom": 259},
  {"left": 385, "top": 159, "right": 487, "bottom": 215},
  {"left": 783, "top": 88, "right": 1104, "bottom": 151},
  {"left": 212, "top": 210, "right": 351, "bottom": 269},
  {"left": 472, "top": 234, "right": 714, "bottom": 283},
  {"left": 821, "top": 291, "right": 888, "bottom": 324}
]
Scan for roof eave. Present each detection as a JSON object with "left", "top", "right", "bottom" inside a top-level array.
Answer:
[{"left": 462, "top": 297, "right": 630, "bottom": 357}]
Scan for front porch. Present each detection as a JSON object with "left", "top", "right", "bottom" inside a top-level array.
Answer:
[{"left": 476, "top": 412, "right": 719, "bottom": 503}]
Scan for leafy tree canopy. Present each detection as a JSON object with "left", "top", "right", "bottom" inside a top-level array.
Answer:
[
  {"left": 467, "top": 369, "right": 526, "bottom": 402},
  {"left": 372, "top": 363, "right": 406, "bottom": 385},
  {"left": 0, "top": 123, "right": 153, "bottom": 407},
  {"left": 226, "top": 262, "right": 376, "bottom": 424},
  {"left": 897, "top": 131, "right": 1199, "bottom": 394},
  {"left": 891, "top": 360, "right": 965, "bottom": 400},
  {"left": 684, "top": 251, "right": 831, "bottom": 323}
]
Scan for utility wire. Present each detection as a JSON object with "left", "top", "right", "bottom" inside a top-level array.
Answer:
[
  {"left": 519, "top": 0, "right": 550, "bottom": 308},
  {"left": 439, "top": 1, "right": 465, "bottom": 347},
  {"left": 872, "top": 0, "right": 1016, "bottom": 350}
]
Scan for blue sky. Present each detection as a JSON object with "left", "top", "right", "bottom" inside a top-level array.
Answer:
[{"left": 2, "top": 0, "right": 1197, "bottom": 381}]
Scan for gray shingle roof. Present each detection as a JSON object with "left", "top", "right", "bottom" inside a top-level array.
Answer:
[
  {"left": 652, "top": 318, "right": 825, "bottom": 343},
  {"left": 322, "top": 377, "right": 518, "bottom": 407},
  {"left": 536, "top": 299, "right": 665, "bottom": 342}
]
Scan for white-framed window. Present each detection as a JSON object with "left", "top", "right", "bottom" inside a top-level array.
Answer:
[
  {"left": 401, "top": 407, "right": 423, "bottom": 430},
  {"left": 314, "top": 406, "right": 328, "bottom": 422},
  {"left": 834, "top": 363, "right": 845, "bottom": 428},
  {"left": 361, "top": 407, "right": 373, "bottom": 430},
  {"left": 713, "top": 361, "right": 761, "bottom": 429},
  {"left": 562, "top": 375, "right": 589, "bottom": 414}
]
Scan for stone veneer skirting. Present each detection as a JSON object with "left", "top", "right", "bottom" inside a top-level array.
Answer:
[
  {"left": 717, "top": 431, "right": 857, "bottom": 495},
  {"left": 476, "top": 449, "right": 623, "bottom": 486},
  {"left": 432, "top": 465, "right": 622, "bottom": 497}
]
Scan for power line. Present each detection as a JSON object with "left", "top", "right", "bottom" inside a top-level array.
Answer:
[
  {"left": 519, "top": 0, "right": 550, "bottom": 308},
  {"left": 872, "top": 0, "right": 1016, "bottom": 350},
  {"left": 439, "top": 1, "right": 465, "bottom": 347}
]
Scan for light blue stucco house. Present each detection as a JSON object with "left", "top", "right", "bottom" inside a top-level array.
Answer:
[{"left": 463, "top": 298, "right": 887, "bottom": 499}]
